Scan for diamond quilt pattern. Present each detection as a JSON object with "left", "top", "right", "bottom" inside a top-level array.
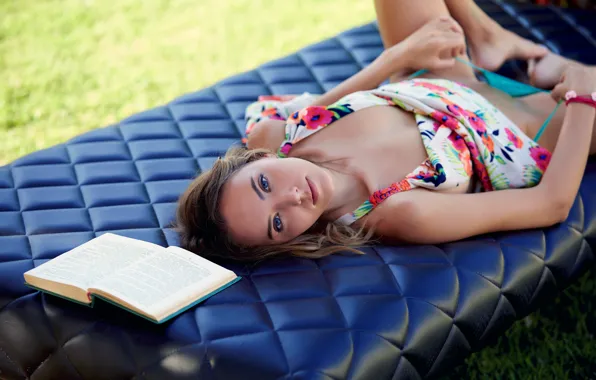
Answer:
[{"left": 2, "top": 1, "right": 596, "bottom": 379}]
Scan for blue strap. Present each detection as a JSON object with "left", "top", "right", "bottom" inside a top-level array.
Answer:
[
  {"left": 454, "top": 57, "right": 546, "bottom": 97},
  {"left": 408, "top": 69, "right": 429, "bottom": 79},
  {"left": 405, "top": 58, "right": 556, "bottom": 142},
  {"left": 533, "top": 100, "right": 563, "bottom": 142}
]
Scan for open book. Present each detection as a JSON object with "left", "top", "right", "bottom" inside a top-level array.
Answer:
[{"left": 23, "top": 233, "right": 240, "bottom": 324}]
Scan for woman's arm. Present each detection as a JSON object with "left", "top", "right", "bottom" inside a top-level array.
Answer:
[
  {"left": 365, "top": 187, "right": 560, "bottom": 245},
  {"left": 247, "top": 17, "right": 466, "bottom": 150},
  {"left": 364, "top": 66, "right": 596, "bottom": 245},
  {"left": 540, "top": 65, "right": 596, "bottom": 212},
  {"left": 539, "top": 103, "right": 595, "bottom": 212},
  {"left": 307, "top": 49, "right": 401, "bottom": 107},
  {"left": 309, "top": 17, "right": 466, "bottom": 107}
]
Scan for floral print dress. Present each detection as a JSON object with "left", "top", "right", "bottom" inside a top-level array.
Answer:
[{"left": 275, "top": 78, "right": 552, "bottom": 226}]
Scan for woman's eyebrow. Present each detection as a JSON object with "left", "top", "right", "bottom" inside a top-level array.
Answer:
[
  {"left": 250, "top": 176, "right": 271, "bottom": 239},
  {"left": 250, "top": 177, "right": 265, "bottom": 200}
]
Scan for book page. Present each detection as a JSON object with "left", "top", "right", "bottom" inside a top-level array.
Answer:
[
  {"left": 91, "top": 247, "right": 235, "bottom": 316},
  {"left": 25, "top": 233, "right": 164, "bottom": 290}
]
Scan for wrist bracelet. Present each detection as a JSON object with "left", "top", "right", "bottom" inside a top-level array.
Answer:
[{"left": 565, "top": 91, "right": 596, "bottom": 108}]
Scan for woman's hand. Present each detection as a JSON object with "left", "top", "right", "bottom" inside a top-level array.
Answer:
[
  {"left": 551, "top": 64, "right": 596, "bottom": 102},
  {"left": 539, "top": 63, "right": 596, "bottom": 220},
  {"left": 384, "top": 17, "right": 466, "bottom": 74}
]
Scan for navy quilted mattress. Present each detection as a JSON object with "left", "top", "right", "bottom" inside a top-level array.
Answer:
[{"left": 2, "top": 1, "right": 596, "bottom": 379}]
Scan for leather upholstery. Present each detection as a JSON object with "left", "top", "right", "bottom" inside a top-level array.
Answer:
[{"left": 1, "top": 1, "right": 596, "bottom": 379}]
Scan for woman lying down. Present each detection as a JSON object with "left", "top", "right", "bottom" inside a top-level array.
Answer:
[{"left": 176, "top": 0, "right": 596, "bottom": 261}]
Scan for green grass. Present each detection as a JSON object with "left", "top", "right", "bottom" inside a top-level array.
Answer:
[
  {"left": 0, "top": 0, "right": 375, "bottom": 164},
  {"left": 444, "top": 267, "right": 596, "bottom": 380},
  {"left": 2, "top": 1, "right": 596, "bottom": 378}
]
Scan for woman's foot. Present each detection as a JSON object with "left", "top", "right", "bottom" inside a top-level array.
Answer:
[
  {"left": 528, "top": 52, "right": 572, "bottom": 89},
  {"left": 468, "top": 24, "right": 549, "bottom": 72}
]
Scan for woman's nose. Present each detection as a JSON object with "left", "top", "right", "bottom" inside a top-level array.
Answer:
[{"left": 279, "top": 187, "right": 302, "bottom": 207}]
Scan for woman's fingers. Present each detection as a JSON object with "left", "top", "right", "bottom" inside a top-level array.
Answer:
[
  {"left": 448, "top": 20, "right": 464, "bottom": 35},
  {"left": 527, "top": 59, "right": 536, "bottom": 78},
  {"left": 550, "top": 67, "right": 572, "bottom": 101},
  {"left": 433, "top": 57, "right": 457, "bottom": 70},
  {"left": 551, "top": 82, "right": 567, "bottom": 102},
  {"left": 438, "top": 33, "right": 466, "bottom": 55},
  {"left": 435, "top": 16, "right": 463, "bottom": 34},
  {"left": 428, "top": 33, "right": 466, "bottom": 70},
  {"left": 404, "top": 17, "right": 467, "bottom": 72}
]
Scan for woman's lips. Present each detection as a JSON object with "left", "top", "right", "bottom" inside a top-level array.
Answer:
[{"left": 306, "top": 177, "right": 318, "bottom": 206}]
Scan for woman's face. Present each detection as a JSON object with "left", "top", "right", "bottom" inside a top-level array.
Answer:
[{"left": 220, "top": 156, "right": 334, "bottom": 247}]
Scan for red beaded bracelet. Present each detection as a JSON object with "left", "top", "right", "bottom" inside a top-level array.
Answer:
[{"left": 565, "top": 91, "right": 596, "bottom": 108}]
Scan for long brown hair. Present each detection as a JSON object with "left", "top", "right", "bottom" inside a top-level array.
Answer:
[{"left": 174, "top": 145, "right": 373, "bottom": 262}]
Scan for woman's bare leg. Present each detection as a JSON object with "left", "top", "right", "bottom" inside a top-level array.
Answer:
[
  {"left": 373, "top": 0, "right": 596, "bottom": 154},
  {"left": 444, "top": 0, "right": 548, "bottom": 71},
  {"left": 528, "top": 52, "right": 596, "bottom": 90},
  {"left": 444, "top": 0, "right": 594, "bottom": 89},
  {"left": 443, "top": 0, "right": 596, "bottom": 152},
  {"left": 373, "top": 0, "right": 477, "bottom": 83}
]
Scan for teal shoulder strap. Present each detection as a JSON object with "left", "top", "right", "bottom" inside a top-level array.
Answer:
[
  {"left": 534, "top": 100, "right": 563, "bottom": 142},
  {"left": 454, "top": 57, "right": 545, "bottom": 97},
  {"left": 407, "top": 59, "right": 545, "bottom": 97},
  {"left": 405, "top": 58, "right": 561, "bottom": 142},
  {"left": 408, "top": 69, "right": 429, "bottom": 79}
]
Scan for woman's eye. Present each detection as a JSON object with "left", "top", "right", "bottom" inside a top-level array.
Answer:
[
  {"left": 259, "top": 174, "right": 270, "bottom": 192},
  {"left": 273, "top": 214, "right": 283, "bottom": 233}
]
